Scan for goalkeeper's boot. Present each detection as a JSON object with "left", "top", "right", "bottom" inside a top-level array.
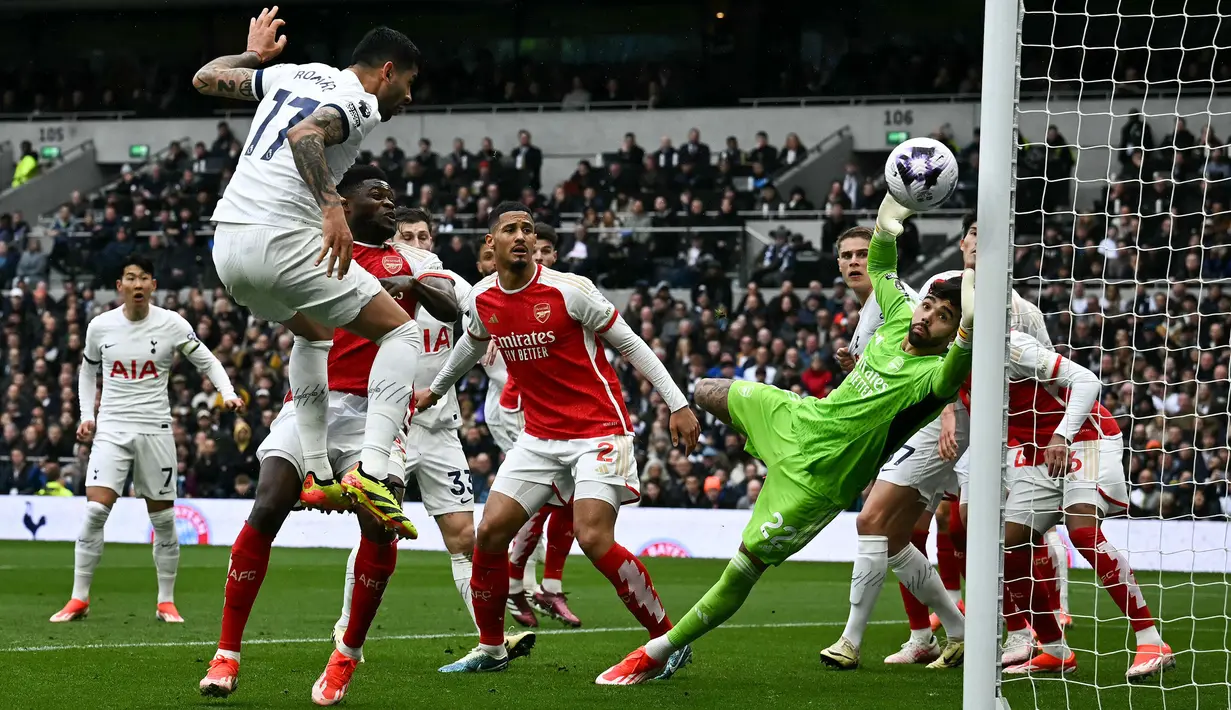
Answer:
[
  {"left": 439, "top": 646, "right": 509, "bottom": 673},
  {"left": 925, "top": 639, "right": 965, "bottom": 669},
  {"left": 930, "top": 598, "right": 964, "bottom": 632},
  {"left": 596, "top": 646, "right": 665, "bottom": 685},
  {"left": 532, "top": 590, "right": 582, "bottom": 627},
  {"left": 331, "top": 622, "right": 364, "bottom": 663},
  {"left": 1001, "top": 629, "right": 1035, "bottom": 666},
  {"left": 311, "top": 649, "right": 358, "bottom": 706},
  {"left": 49, "top": 598, "right": 89, "bottom": 623},
  {"left": 819, "top": 636, "right": 860, "bottom": 670},
  {"left": 199, "top": 654, "right": 240, "bottom": 697},
  {"left": 506, "top": 590, "right": 539, "bottom": 627},
  {"left": 1126, "top": 643, "right": 1175, "bottom": 683},
  {"left": 884, "top": 635, "right": 940, "bottom": 664},
  {"left": 155, "top": 602, "right": 185, "bottom": 623},
  {"left": 339, "top": 463, "right": 417, "bottom": 540},
  {"left": 1004, "top": 649, "right": 1077, "bottom": 675},
  {"left": 654, "top": 644, "right": 693, "bottom": 681},
  {"left": 301, "top": 473, "right": 353, "bottom": 513},
  {"left": 506, "top": 630, "right": 537, "bottom": 661}
]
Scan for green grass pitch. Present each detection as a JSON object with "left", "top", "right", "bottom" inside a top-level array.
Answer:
[{"left": 1, "top": 541, "right": 1227, "bottom": 709}]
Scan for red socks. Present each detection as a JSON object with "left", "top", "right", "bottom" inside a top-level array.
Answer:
[
  {"left": 544, "top": 504, "right": 574, "bottom": 584},
  {"left": 1032, "top": 543, "right": 1063, "bottom": 612},
  {"left": 219, "top": 523, "right": 274, "bottom": 652},
  {"left": 1003, "top": 547, "right": 1063, "bottom": 643},
  {"left": 508, "top": 507, "right": 549, "bottom": 579},
  {"left": 342, "top": 537, "right": 397, "bottom": 650},
  {"left": 472, "top": 547, "right": 511, "bottom": 646},
  {"left": 1068, "top": 526, "right": 1154, "bottom": 631},
  {"left": 936, "top": 530, "right": 963, "bottom": 592},
  {"left": 1003, "top": 588, "right": 1029, "bottom": 632},
  {"left": 594, "top": 543, "right": 672, "bottom": 638},
  {"left": 899, "top": 530, "right": 933, "bottom": 630},
  {"left": 948, "top": 508, "right": 967, "bottom": 577}
]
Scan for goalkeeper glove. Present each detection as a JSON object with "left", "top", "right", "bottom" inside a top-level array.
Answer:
[
  {"left": 956, "top": 267, "right": 976, "bottom": 347},
  {"left": 875, "top": 193, "right": 914, "bottom": 238}
]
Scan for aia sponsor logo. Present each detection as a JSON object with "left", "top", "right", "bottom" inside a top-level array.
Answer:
[
  {"left": 638, "top": 540, "right": 690, "bottom": 558},
  {"left": 149, "top": 503, "right": 210, "bottom": 545},
  {"left": 382, "top": 255, "right": 404, "bottom": 274},
  {"left": 533, "top": 302, "right": 551, "bottom": 323},
  {"left": 110, "top": 360, "right": 159, "bottom": 379}
]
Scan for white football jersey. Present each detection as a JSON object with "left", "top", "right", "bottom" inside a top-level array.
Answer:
[
  {"left": 483, "top": 342, "right": 512, "bottom": 420},
  {"left": 412, "top": 269, "right": 472, "bottom": 431},
  {"left": 82, "top": 306, "right": 236, "bottom": 433},
  {"left": 212, "top": 63, "right": 382, "bottom": 228}
]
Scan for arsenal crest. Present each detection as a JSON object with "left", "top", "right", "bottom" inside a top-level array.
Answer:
[
  {"left": 533, "top": 303, "right": 551, "bottom": 323},
  {"left": 382, "top": 255, "right": 404, "bottom": 274}
]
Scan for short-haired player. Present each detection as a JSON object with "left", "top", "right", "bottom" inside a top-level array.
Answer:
[
  {"left": 52, "top": 255, "right": 242, "bottom": 624},
  {"left": 196, "top": 11, "right": 421, "bottom": 534},
  {"left": 420, "top": 202, "right": 701, "bottom": 674}
]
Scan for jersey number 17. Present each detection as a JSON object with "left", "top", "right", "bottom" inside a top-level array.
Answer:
[{"left": 245, "top": 89, "right": 320, "bottom": 161}]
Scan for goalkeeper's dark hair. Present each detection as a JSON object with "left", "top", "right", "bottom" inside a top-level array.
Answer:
[
  {"left": 337, "top": 165, "right": 388, "bottom": 197},
  {"left": 962, "top": 211, "right": 977, "bottom": 236},
  {"left": 929, "top": 276, "right": 963, "bottom": 316},
  {"left": 488, "top": 200, "right": 532, "bottom": 230},
  {"left": 351, "top": 27, "right": 421, "bottom": 71},
  {"left": 837, "top": 226, "right": 873, "bottom": 251},
  {"left": 534, "top": 222, "right": 558, "bottom": 247},
  {"left": 395, "top": 206, "right": 432, "bottom": 227}
]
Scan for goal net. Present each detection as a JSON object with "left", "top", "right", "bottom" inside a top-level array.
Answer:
[{"left": 968, "top": 1, "right": 1231, "bottom": 708}]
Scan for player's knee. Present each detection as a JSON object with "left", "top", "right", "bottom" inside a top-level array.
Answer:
[
  {"left": 1003, "top": 522, "right": 1032, "bottom": 548},
  {"left": 573, "top": 522, "right": 614, "bottom": 559},
  {"left": 856, "top": 506, "right": 889, "bottom": 536},
  {"left": 475, "top": 516, "right": 515, "bottom": 552},
  {"left": 439, "top": 513, "right": 475, "bottom": 554}
]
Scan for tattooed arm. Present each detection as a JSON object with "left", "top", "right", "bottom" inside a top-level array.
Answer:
[
  {"left": 192, "top": 52, "right": 260, "bottom": 100},
  {"left": 289, "top": 105, "right": 355, "bottom": 277},
  {"left": 193, "top": 6, "right": 287, "bottom": 101}
]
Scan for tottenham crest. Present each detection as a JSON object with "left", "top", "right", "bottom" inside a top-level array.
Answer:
[
  {"left": 533, "top": 303, "right": 551, "bottom": 323},
  {"left": 382, "top": 255, "right": 404, "bottom": 274}
]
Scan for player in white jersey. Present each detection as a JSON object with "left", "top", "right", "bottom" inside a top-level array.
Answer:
[
  {"left": 194, "top": 10, "right": 420, "bottom": 536},
  {"left": 331, "top": 207, "right": 481, "bottom": 644},
  {"left": 50, "top": 255, "right": 242, "bottom": 624}
]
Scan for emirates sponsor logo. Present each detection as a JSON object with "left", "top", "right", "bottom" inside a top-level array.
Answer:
[
  {"left": 495, "top": 330, "right": 556, "bottom": 363},
  {"left": 382, "top": 255, "right": 404, "bottom": 274}
]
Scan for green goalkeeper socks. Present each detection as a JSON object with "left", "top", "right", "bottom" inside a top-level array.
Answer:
[{"left": 666, "top": 550, "right": 763, "bottom": 649}]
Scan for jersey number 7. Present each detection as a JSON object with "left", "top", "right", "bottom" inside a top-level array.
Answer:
[{"left": 245, "top": 89, "right": 321, "bottom": 161}]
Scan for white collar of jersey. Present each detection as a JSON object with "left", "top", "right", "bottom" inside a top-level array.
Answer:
[{"left": 497, "top": 263, "right": 541, "bottom": 295}]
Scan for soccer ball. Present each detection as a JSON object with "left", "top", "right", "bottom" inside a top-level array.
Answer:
[{"left": 884, "top": 137, "right": 959, "bottom": 212}]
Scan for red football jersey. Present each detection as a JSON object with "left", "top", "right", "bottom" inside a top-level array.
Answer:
[
  {"left": 465, "top": 265, "right": 631, "bottom": 441},
  {"left": 329, "top": 242, "right": 446, "bottom": 395}
]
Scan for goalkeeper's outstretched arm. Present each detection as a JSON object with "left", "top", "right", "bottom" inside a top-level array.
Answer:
[
  {"left": 930, "top": 268, "right": 977, "bottom": 399},
  {"left": 867, "top": 195, "right": 916, "bottom": 322}
]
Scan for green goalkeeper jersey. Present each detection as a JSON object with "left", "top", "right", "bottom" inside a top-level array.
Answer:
[{"left": 786, "top": 230, "right": 972, "bottom": 505}]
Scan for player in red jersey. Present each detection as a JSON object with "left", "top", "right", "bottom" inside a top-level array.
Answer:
[
  {"left": 991, "top": 329, "right": 1174, "bottom": 681},
  {"left": 420, "top": 202, "right": 701, "bottom": 673},
  {"left": 501, "top": 225, "right": 582, "bottom": 629},
  {"left": 199, "top": 166, "right": 492, "bottom": 705}
]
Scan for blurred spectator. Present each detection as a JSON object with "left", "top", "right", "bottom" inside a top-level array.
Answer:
[
  {"left": 748, "top": 131, "right": 778, "bottom": 173},
  {"left": 511, "top": 130, "right": 543, "bottom": 191},
  {"left": 11, "top": 141, "right": 38, "bottom": 188},
  {"left": 779, "top": 133, "right": 808, "bottom": 169}
]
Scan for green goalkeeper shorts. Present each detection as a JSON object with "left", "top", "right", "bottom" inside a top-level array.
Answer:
[{"left": 728, "top": 381, "right": 845, "bottom": 566}]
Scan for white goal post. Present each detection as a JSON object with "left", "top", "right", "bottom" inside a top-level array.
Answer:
[{"left": 968, "top": 2, "right": 1231, "bottom": 709}]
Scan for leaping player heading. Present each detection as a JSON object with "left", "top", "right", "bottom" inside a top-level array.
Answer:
[
  {"left": 52, "top": 254, "right": 242, "bottom": 624},
  {"left": 195, "top": 8, "right": 419, "bottom": 535},
  {"left": 419, "top": 201, "right": 701, "bottom": 674}
]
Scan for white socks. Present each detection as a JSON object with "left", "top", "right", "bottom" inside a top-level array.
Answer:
[
  {"left": 72, "top": 501, "right": 110, "bottom": 602},
  {"left": 1136, "top": 625, "right": 1163, "bottom": 647},
  {"left": 1045, "top": 529, "right": 1070, "bottom": 612},
  {"left": 336, "top": 544, "right": 359, "bottom": 630},
  {"left": 149, "top": 507, "right": 180, "bottom": 604},
  {"left": 841, "top": 535, "right": 889, "bottom": 647},
  {"left": 290, "top": 336, "right": 333, "bottom": 482},
  {"left": 889, "top": 544, "right": 965, "bottom": 640},
  {"left": 450, "top": 553, "right": 477, "bottom": 627},
  {"left": 360, "top": 321, "right": 420, "bottom": 479},
  {"left": 541, "top": 578, "right": 563, "bottom": 594},
  {"left": 646, "top": 632, "right": 679, "bottom": 662}
]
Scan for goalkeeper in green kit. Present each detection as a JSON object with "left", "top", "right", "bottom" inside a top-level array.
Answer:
[{"left": 596, "top": 195, "right": 977, "bottom": 685}]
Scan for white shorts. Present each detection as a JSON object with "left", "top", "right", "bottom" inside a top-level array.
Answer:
[
  {"left": 213, "top": 222, "right": 383, "bottom": 326},
  {"left": 491, "top": 433, "right": 637, "bottom": 514},
  {"left": 85, "top": 428, "right": 177, "bottom": 500},
  {"left": 1005, "top": 437, "right": 1129, "bottom": 533},
  {"left": 404, "top": 425, "right": 474, "bottom": 517},
  {"left": 487, "top": 406, "right": 524, "bottom": 452},
  {"left": 956, "top": 448, "right": 973, "bottom": 504},
  {"left": 878, "top": 403, "right": 970, "bottom": 512},
  {"left": 257, "top": 392, "right": 402, "bottom": 480}
]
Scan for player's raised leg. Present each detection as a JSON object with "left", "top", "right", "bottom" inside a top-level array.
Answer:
[{"left": 534, "top": 502, "right": 581, "bottom": 627}]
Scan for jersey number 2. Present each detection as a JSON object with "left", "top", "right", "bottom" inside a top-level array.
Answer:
[
  {"left": 245, "top": 89, "right": 321, "bottom": 161},
  {"left": 596, "top": 442, "right": 616, "bottom": 463}
]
